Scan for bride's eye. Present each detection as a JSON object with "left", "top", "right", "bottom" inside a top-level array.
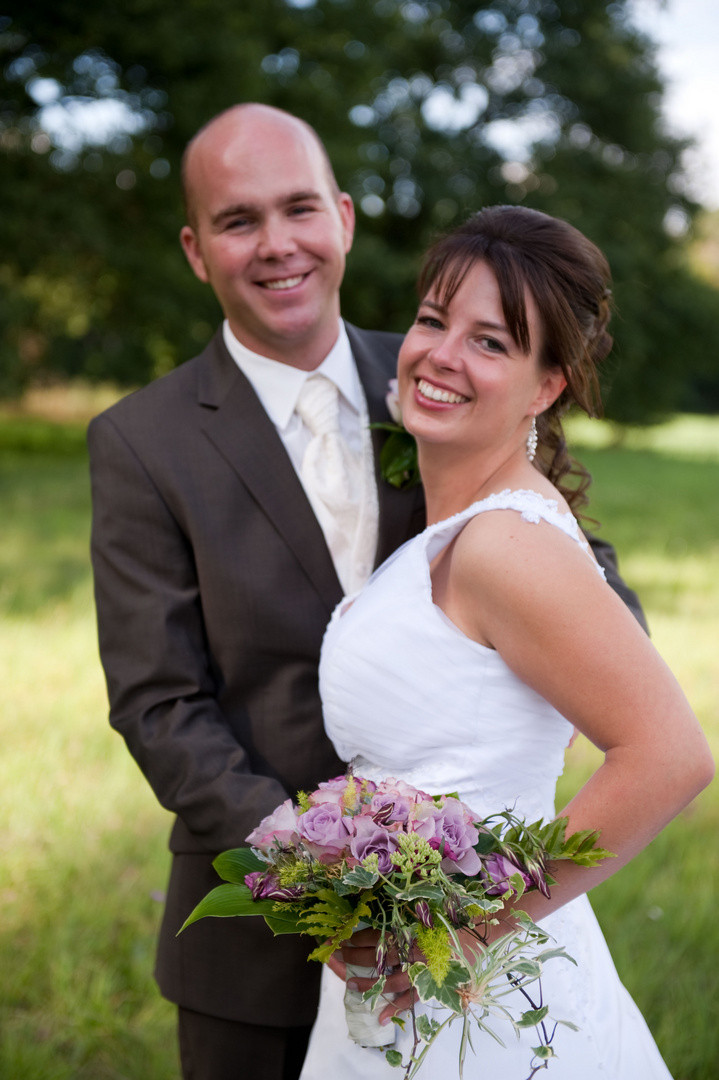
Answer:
[
  {"left": 416, "top": 314, "right": 444, "bottom": 330},
  {"left": 479, "top": 335, "right": 507, "bottom": 354}
]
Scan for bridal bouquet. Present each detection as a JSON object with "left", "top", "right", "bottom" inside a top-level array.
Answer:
[{"left": 181, "top": 772, "right": 611, "bottom": 1079}]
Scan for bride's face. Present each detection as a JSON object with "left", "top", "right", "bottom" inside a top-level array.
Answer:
[{"left": 397, "top": 259, "right": 565, "bottom": 455}]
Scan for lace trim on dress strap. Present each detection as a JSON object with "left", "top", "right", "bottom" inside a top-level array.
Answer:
[{"left": 424, "top": 488, "right": 605, "bottom": 578}]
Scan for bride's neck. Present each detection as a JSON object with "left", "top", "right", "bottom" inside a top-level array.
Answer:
[{"left": 419, "top": 443, "right": 535, "bottom": 525}]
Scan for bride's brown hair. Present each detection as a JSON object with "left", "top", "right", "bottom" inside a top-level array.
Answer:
[{"left": 416, "top": 205, "right": 612, "bottom": 516}]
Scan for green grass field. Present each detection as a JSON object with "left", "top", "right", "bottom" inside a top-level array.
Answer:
[{"left": 1, "top": 412, "right": 717, "bottom": 1079}]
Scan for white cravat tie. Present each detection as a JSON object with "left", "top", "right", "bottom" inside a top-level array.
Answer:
[{"left": 295, "top": 374, "right": 363, "bottom": 594}]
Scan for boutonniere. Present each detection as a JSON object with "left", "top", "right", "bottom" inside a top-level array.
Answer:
[{"left": 371, "top": 378, "right": 420, "bottom": 490}]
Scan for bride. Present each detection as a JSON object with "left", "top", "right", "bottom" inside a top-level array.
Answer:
[{"left": 299, "top": 205, "right": 713, "bottom": 1078}]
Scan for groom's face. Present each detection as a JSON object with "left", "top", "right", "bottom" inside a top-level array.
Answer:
[{"left": 180, "top": 107, "right": 355, "bottom": 371}]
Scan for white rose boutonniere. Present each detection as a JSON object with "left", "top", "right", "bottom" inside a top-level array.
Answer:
[
  {"left": 385, "top": 377, "right": 403, "bottom": 423},
  {"left": 371, "top": 378, "right": 420, "bottom": 489}
]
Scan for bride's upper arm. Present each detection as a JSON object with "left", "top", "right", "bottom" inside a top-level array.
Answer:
[{"left": 449, "top": 513, "right": 711, "bottom": 796}]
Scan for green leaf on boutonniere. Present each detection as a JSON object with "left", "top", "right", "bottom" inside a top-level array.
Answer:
[{"left": 371, "top": 422, "right": 420, "bottom": 490}]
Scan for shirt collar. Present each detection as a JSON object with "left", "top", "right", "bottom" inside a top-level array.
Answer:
[{"left": 222, "top": 320, "right": 362, "bottom": 431}]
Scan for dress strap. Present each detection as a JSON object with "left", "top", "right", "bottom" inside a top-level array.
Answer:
[{"left": 424, "top": 489, "right": 605, "bottom": 578}]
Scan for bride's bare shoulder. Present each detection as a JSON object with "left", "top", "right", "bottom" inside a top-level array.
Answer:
[{"left": 452, "top": 498, "right": 595, "bottom": 592}]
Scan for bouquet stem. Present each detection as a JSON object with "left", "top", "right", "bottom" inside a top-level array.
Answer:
[{"left": 343, "top": 963, "right": 397, "bottom": 1049}]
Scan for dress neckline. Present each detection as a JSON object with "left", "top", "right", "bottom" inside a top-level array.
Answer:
[
  {"left": 426, "top": 488, "right": 572, "bottom": 533},
  {"left": 422, "top": 488, "right": 602, "bottom": 575}
]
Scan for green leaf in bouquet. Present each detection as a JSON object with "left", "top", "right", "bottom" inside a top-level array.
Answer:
[
  {"left": 556, "top": 1018, "right": 580, "bottom": 1031},
  {"left": 532, "top": 816, "right": 567, "bottom": 853},
  {"left": 409, "top": 959, "right": 467, "bottom": 1012},
  {"left": 516, "top": 1005, "right": 549, "bottom": 1027},
  {"left": 263, "top": 909, "right": 306, "bottom": 935},
  {"left": 415, "top": 1013, "right": 442, "bottom": 1043},
  {"left": 303, "top": 890, "right": 372, "bottom": 961},
  {"left": 178, "top": 882, "right": 277, "bottom": 933},
  {"left": 559, "top": 828, "right": 615, "bottom": 865},
  {"left": 385, "top": 1049, "right": 404, "bottom": 1067},
  {"left": 511, "top": 910, "right": 550, "bottom": 944},
  {"left": 361, "top": 974, "right": 387, "bottom": 1008},
  {"left": 212, "top": 846, "right": 266, "bottom": 883},
  {"left": 526, "top": 816, "right": 614, "bottom": 867},
  {"left": 388, "top": 882, "right": 445, "bottom": 903},
  {"left": 511, "top": 959, "right": 542, "bottom": 978},
  {"left": 474, "top": 831, "right": 502, "bottom": 854},
  {"left": 532, "top": 1044, "right": 556, "bottom": 1060},
  {"left": 507, "top": 871, "right": 528, "bottom": 900},
  {"left": 535, "top": 946, "right": 577, "bottom": 967},
  {"left": 334, "top": 864, "right": 380, "bottom": 893},
  {"left": 462, "top": 892, "right": 504, "bottom": 918}
]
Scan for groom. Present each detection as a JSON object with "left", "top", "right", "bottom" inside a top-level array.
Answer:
[
  {"left": 89, "top": 103, "right": 645, "bottom": 1080},
  {"left": 88, "top": 103, "right": 425, "bottom": 1080}
]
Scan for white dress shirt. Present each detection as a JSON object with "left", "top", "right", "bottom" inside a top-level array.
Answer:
[{"left": 222, "top": 320, "right": 379, "bottom": 594}]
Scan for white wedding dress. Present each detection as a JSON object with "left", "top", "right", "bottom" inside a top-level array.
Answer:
[{"left": 299, "top": 490, "right": 672, "bottom": 1080}]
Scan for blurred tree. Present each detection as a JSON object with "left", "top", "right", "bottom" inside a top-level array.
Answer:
[
  {"left": 1, "top": 0, "right": 717, "bottom": 421},
  {"left": 680, "top": 209, "right": 719, "bottom": 412}
]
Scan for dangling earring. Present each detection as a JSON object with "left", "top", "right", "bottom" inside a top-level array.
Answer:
[{"left": 526, "top": 415, "right": 538, "bottom": 462}]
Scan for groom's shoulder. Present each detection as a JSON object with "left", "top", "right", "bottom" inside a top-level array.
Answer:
[
  {"left": 89, "top": 330, "right": 225, "bottom": 433},
  {"left": 345, "top": 322, "right": 404, "bottom": 370}
]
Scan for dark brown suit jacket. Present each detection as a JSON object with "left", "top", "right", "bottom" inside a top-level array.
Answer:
[
  {"left": 88, "top": 322, "right": 645, "bottom": 1028},
  {"left": 88, "top": 324, "right": 425, "bottom": 1026}
]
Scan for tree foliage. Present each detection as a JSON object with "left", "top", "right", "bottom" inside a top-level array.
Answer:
[{"left": 2, "top": 0, "right": 718, "bottom": 420}]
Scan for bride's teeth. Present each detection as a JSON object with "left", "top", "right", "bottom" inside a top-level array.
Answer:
[
  {"left": 417, "top": 379, "right": 467, "bottom": 404},
  {"left": 264, "top": 275, "right": 304, "bottom": 290}
]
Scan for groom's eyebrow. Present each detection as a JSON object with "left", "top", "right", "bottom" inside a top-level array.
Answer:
[{"left": 211, "top": 190, "right": 324, "bottom": 227}]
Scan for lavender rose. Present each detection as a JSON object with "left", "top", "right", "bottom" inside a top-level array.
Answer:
[
  {"left": 481, "top": 853, "right": 534, "bottom": 896},
  {"left": 369, "top": 791, "right": 414, "bottom": 826},
  {"left": 309, "top": 776, "right": 351, "bottom": 807},
  {"left": 245, "top": 799, "right": 300, "bottom": 853},
  {"left": 349, "top": 815, "right": 398, "bottom": 874},
  {"left": 413, "top": 799, "right": 481, "bottom": 875},
  {"left": 297, "top": 802, "right": 354, "bottom": 859}
]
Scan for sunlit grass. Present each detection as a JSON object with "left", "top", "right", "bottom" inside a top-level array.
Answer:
[
  {"left": 559, "top": 414, "right": 719, "bottom": 1080},
  {"left": 1, "top": 449, "right": 176, "bottom": 1080},
  {"left": 2, "top": 414, "right": 717, "bottom": 1079}
]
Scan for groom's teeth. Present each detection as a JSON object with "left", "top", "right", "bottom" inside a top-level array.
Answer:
[
  {"left": 263, "top": 275, "right": 304, "bottom": 290},
  {"left": 417, "top": 379, "right": 468, "bottom": 404}
]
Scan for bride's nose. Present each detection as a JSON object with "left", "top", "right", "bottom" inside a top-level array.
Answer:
[{"left": 427, "top": 334, "right": 463, "bottom": 371}]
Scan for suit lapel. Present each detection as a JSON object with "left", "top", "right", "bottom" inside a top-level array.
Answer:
[
  {"left": 196, "top": 332, "right": 342, "bottom": 613},
  {"left": 347, "top": 323, "right": 425, "bottom": 567}
]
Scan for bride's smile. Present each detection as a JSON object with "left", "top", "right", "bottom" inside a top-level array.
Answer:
[{"left": 415, "top": 377, "right": 470, "bottom": 406}]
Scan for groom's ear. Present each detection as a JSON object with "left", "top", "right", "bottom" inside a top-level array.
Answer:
[{"left": 180, "top": 225, "right": 211, "bottom": 285}]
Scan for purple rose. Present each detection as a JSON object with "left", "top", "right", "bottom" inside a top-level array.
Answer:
[
  {"left": 245, "top": 799, "right": 300, "bottom": 853},
  {"left": 413, "top": 799, "right": 481, "bottom": 875},
  {"left": 349, "top": 815, "right": 398, "bottom": 874},
  {"left": 309, "top": 776, "right": 351, "bottom": 807},
  {"left": 297, "top": 802, "right": 354, "bottom": 859},
  {"left": 244, "top": 870, "right": 305, "bottom": 901},
  {"left": 379, "top": 777, "right": 429, "bottom": 803},
  {"left": 481, "top": 853, "right": 534, "bottom": 896},
  {"left": 369, "top": 791, "right": 414, "bottom": 826}
]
